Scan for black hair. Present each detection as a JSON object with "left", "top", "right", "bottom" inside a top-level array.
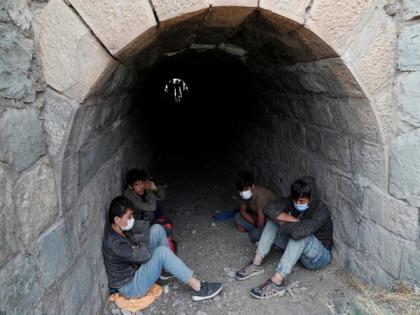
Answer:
[
  {"left": 126, "top": 169, "right": 147, "bottom": 186},
  {"left": 291, "top": 179, "right": 311, "bottom": 200},
  {"left": 235, "top": 171, "right": 255, "bottom": 191},
  {"left": 108, "top": 196, "right": 134, "bottom": 224}
]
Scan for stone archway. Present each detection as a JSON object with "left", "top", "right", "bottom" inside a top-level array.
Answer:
[{"left": 1, "top": 1, "right": 419, "bottom": 314}]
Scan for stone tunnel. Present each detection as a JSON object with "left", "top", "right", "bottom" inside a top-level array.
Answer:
[{"left": 0, "top": 0, "right": 419, "bottom": 314}]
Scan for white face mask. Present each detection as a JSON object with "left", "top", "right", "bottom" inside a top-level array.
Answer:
[
  {"left": 121, "top": 218, "right": 135, "bottom": 231},
  {"left": 294, "top": 202, "right": 309, "bottom": 212},
  {"left": 240, "top": 190, "right": 253, "bottom": 200}
]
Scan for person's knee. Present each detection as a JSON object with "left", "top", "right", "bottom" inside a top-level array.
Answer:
[
  {"left": 287, "top": 236, "right": 308, "bottom": 248},
  {"left": 150, "top": 223, "right": 166, "bottom": 237},
  {"left": 154, "top": 245, "right": 171, "bottom": 259}
]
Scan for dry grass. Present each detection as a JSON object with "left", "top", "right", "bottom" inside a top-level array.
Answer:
[{"left": 346, "top": 278, "right": 420, "bottom": 315}]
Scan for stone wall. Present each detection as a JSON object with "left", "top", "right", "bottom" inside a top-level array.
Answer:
[
  {"left": 0, "top": 0, "right": 419, "bottom": 314},
  {"left": 0, "top": 2, "right": 153, "bottom": 314}
]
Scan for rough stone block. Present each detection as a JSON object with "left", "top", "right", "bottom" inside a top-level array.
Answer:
[
  {"left": 370, "top": 85, "right": 397, "bottom": 143},
  {"left": 398, "top": 72, "right": 420, "bottom": 133},
  {"left": 78, "top": 124, "right": 123, "bottom": 190},
  {"left": 364, "top": 186, "right": 418, "bottom": 241},
  {"left": 351, "top": 140, "right": 387, "bottom": 190},
  {"left": 344, "top": 10, "right": 396, "bottom": 95},
  {"left": 59, "top": 257, "right": 93, "bottom": 315},
  {"left": 318, "top": 167, "right": 338, "bottom": 205},
  {"left": 332, "top": 197, "right": 361, "bottom": 248},
  {"left": 336, "top": 175, "right": 365, "bottom": 210},
  {"left": 0, "top": 23, "right": 34, "bottom": 101},
  {"left": 289, "top": 121, "right": 305, "bottom": 148},
  {"left": 306, "top": 95, "right": 335, "bottom": 129},
  {"left": 403, "top": 0, "right": 420, "bottom": 21},
  {"left": 259, "top": 0, "right": 311, "bottom": 24},
  {"left": 287, "top": 58, "right": 364, "bottom": 98},
  {"left": 68, "top": 0, "right": 157, "bottom": 59},
  {"left": 0, "top": 0, "right": 33, "bottom": 31},
  {"left": 305, "top": 126, "right": 323, "bottom": 155},
  {"left": 33, "top": 286, "right": 61, "bottom": 315},
  {"left": 212, "top": 0, "right": 257, "bottom": 6},
  {"left": 43, "top": 88, "right": 79, "bottom": 159},
  {"left": 401, "top": 242, "right": 420, "bottom": 285},
  {"left": 195, "top": 4, "right": 257, "bottom": 44},
  {"left": 0, "top": 107, "right": 45, "bottom": 172},
  {"left": 158, "top": 10, "right": 205, "bottom": 53},
  {"left": 358, "top": 221, "right": 405, "bottom": 278},
  {"left": 324, "top": 134, "right": 351, "bottom": 172},
  {"left": 287, "top": 95, "right": 310, "bottom": 121},
  {"left": 37, "top": 220, "right": 73, "bottom": 288},
  {"left": 78, "top": 283, "right": 103, "bottom": 315},
  {"left": 329, "top": 98, "right": 381, "bottom": 142},
  {"left": 398, "top": 24, "right": 420, "bottom": 71},
  {"left": 15, "top": 158, "right": 58, "bottom": 248},
  {"left": 61, "top": 153, "right": 80, "bottom": 212},
  {"left": 0, "top": 163, "right": 18, "bottom": 268},
  {"left": 35, "top": 0, "right": 117, "bottom": 102},
  {"left": 0, "top": 255, "right": 42, "bottom": 315},
  {"left": 334, "top": 239, "right": 397, "bottom": 288},
  {"left": 151, "top": 0, "right": 209, "bottom": 24},
  {"left": 275, "top": 26, "right": 338, "bottom": 62},
  {"left": 389, "top": 130, "right": 420, "bottom": 207},
  {"left": 306, "top": 0, "right": 373, "bottom": 55}
]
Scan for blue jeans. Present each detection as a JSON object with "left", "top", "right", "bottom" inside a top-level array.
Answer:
[
  {"left": 235, "top": 212, "right": 263, "bottom": 241},
  {"left": 119, "top": 224, "right": 193, "bottom": 298},
  {"left": 256, "top": 220, "right": 332, "bottom": 278}
]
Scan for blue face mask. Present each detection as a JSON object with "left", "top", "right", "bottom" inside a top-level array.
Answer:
[{"left": 294, "top": 202, "right": 309, "bottom": 212}]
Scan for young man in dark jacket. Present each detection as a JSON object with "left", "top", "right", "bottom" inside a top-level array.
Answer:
[
  {"left": 235, "top": 176, "right": 333, "bottom": 299},
  {"left": 102, "top": 196, "right": 223, "bottom": 302}
]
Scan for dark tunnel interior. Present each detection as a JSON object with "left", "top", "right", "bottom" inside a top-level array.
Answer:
[{"left": 139, "top": 50, "right": 262, "bottom": 163}]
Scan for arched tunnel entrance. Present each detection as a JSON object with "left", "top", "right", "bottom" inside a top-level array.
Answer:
[
  {"left": 57, "top": 8, "right": 388, "bottom": 313},
  {"left": 3, "top": 1, "right": 416, "bottom": 315}
]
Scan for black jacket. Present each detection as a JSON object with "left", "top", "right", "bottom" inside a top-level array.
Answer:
[
  {"left": 102, "top": 220, "right": 151, "bottom": 288},
  {"left": 264, "top": 176, "right": 333, "bottom": 250}
]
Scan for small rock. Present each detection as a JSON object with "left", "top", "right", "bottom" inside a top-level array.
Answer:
[
  {"left": 197, "top": 311, "right": 207, "bottom": 315},
  {"left": 214, "top": 295, "right": 221, "bottom": 302},
  {"left": 173, "top": 282, "right": 180, "bottom": 290},
  {"left": 384, "top": 3, "right": 401, "bottom": 16},
  {"left": 164, "top": 284, "right": 170, "bottom": 294},
  {"left": 211, "top": 222, "right": 216, "bottom": 227},
  {"left": 192, "top": 230, "right": 196, "bottom": 235},
  {"left": 111, "top": 309, "right": 121, "bottom": 315},
  {"left": 135, "top": 312, "right": 144, "bottom": 315},
  {"left": 288, "top": 281, "right": 300, "bottom": 289},
  {"left": 121, "top": 310, "right": 132, "bottom": 315}
]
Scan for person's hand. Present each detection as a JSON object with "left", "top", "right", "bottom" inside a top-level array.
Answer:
[{"left": 148, "top": 181, "right": 157, "bottom": 191}]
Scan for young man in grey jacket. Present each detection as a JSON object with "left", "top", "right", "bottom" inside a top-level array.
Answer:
[
  {"left": 123, "top": 169, "right": 166, "bottom": 224},
  {"left": 235, "top": 176, "right": 333, "bottom": 299},
  {"left": 102, "top": 196, "right": 223, "bottom": 302}
]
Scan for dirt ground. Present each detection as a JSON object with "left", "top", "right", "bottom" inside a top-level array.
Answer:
[{"left": 105, "top": 155, "right": 419, "bottom": 315}]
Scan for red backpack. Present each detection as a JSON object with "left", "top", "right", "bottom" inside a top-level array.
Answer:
[{"left": 156, "top": 216, "right": 177, "bottom": 254}]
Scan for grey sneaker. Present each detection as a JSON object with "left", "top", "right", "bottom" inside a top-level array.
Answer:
[
  {"left": 249, "top": 279, "right": 286, "bottom": 299},
  {"left": 192, "top": 281, "right": 223, "bottom": 302},
  {"left": 159, "top": 270, "right": 174, "bottom": 281},
  {"left": 235, "top": 262, "right": 264, "bottom": 281}
]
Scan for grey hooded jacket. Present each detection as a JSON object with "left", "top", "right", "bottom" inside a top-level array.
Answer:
[
  {"left": 264, "top": 176, "right": 333, "bottom": 250},
  {"left": 102, "top": 220, "right": 152, "bottom": 288}
]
